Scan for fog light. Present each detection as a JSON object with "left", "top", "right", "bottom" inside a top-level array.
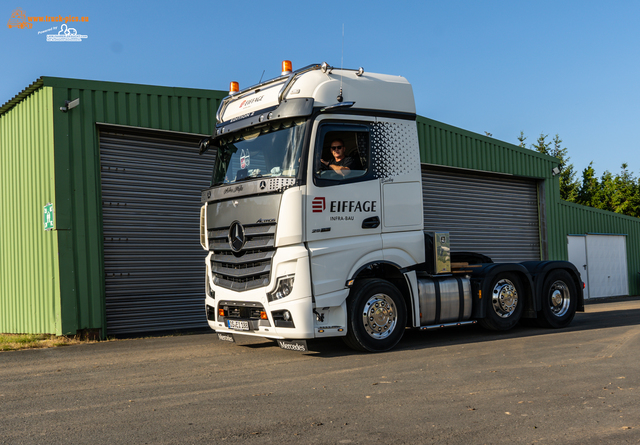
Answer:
[
  {"left": 271, "top": 310, "right": 295, "bottom": 328},
  {"left": 267, "top": 275, "right": 295, "bottom": 301}
]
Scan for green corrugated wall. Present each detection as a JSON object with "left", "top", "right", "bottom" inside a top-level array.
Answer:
[
  {"left": 1, "top": 77, "right": 226, "bottom": 336},
  {"left": 0, "top": 86, "right": 62, "bottom": 334},
  {"left": 417, "top": 116, "right": 557, "bottom": 179}
]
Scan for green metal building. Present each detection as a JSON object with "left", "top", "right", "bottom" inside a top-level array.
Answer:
[
  {"left": 1, "top": 77, "right": 638, "bottom": 337},
  {"left": 1, "top": 77, "right": 225, "bottom": 336}
]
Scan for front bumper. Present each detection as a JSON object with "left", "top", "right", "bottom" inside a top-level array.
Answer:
[
  {"left": 205, "top": 245, "right": 315, "bottom": 339},
  {"left": 206, "top": 295, "right": 315, "bottom": 339}
]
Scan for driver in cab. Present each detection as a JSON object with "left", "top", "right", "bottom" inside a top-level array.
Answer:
[{"left": 320, "top": 139, "right": 361, "bottom": 177}]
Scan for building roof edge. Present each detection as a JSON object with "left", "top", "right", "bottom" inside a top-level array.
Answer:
[{"left": 0, "top": 77, "right": 45, "bottom": 117}]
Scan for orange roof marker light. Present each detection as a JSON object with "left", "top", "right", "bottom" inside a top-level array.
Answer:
[
  {"left": 281, "top": 60, "right": 292, "bottom": 76},
  {"left": 229, "top": 81, "right": 240, "bottom": 95}
]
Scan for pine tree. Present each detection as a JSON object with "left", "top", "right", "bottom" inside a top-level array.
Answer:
[
  {"left": 550, "top": 135, "right": 579, "bottom": 202},
  {"left": 517, "top": 131, "right": 527, "bottom": 149},
  {"left": 525, "top": 133, "right": 579, "bottom": 202},
  {"left": 532, "top": 133, "right": 551, "bottom": 155},
  {"left": 576, "top": 162, "right": 599, "bottom": 208}
]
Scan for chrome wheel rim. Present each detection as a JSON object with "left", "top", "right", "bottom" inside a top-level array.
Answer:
[
  {"left": 549, "top": 280, "right": 570, "bottom": 317},
  {"left": 491, "top": 279, "right": 518, "bottom": 318},
  {"left": 362, "top": 294, "right": 397, "bottom": 339}
]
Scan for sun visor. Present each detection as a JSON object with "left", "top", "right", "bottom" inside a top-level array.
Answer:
[
  {"left": 219, "top": 80, "right": 284, "bottom": 123},
  {"left": 214, "top": 98, "right": 314, "bottom": 138}
]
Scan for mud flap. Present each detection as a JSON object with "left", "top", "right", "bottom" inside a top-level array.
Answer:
[
  {"left": 217, "top": 333, "right": 235, "bottom": 342},
  {"left": 277, "top": 339, "right": 308, "bottom": 352}
]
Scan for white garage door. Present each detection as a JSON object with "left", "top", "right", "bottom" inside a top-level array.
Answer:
[{"left": 568, "top": 234, "right": 629, "bottom": 299}]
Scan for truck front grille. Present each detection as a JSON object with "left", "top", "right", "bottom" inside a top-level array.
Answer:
[{"left": 209, "top": 222, "right": 276, "bottom": 291}]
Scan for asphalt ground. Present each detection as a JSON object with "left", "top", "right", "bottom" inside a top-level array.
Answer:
[{"left": 1, "top": 298, "right": 640, "bottom": 445}]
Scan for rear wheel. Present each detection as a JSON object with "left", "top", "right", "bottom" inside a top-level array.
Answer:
[
  {"left": 343, "top": 279, "right": 407, "bottom": 352},
  {"left": 479, "top": 273, "right": 523, "bottom": 331},
  {"left": 536, "top": 270, "right": 577, "bottom": 328}
]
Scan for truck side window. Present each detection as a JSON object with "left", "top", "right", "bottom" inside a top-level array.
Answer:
[{"left": 315, "top": 126, "right": 370, "bottom": 184}]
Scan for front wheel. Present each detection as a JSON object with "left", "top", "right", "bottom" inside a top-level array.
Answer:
[
  {"left": 479, "top": 273, "right": 524, "bottom": 331},
  {"left": 343, "top": 279, "right": 407, "bottom": 352},
  {"left": 536, "top": 270, "right": 578, "bottom": 328}
]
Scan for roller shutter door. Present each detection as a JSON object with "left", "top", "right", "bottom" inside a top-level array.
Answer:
[
  {"left": 99, "top": 128, "right": 214, "bottom": 335},
  {"left": 422, "top": 166, "right": 541, "bottom": 263}
]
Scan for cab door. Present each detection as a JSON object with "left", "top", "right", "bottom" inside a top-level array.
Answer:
[{"left": 305, "top": 118, "right": 382, "bottom": 298}]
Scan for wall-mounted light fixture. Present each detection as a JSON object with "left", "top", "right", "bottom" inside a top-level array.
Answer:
[
  {"left": 60, "top": 98, "right": 79, "bottom": 112},
  {"left": 552, "top": 166, "right": 561, "bottom": 176}
]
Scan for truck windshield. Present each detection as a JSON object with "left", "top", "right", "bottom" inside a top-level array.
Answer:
[{"left": 212, "top": 118, "right": 307, "bottom": 186}]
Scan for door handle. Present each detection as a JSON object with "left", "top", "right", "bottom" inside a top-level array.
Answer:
[{"left": 362, "top": 216, "right": 380, "bottom": 229}]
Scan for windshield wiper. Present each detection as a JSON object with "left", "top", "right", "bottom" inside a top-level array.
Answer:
[{"left": 235, "top": 173, "right": 263, "bottom": 183}]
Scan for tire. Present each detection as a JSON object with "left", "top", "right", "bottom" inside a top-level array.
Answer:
[
  {"left": 536, "top": 270, "right": 578, "bottom": 329},
  {"left": 343, "top": 279, "right": 407, "bottom": 352},
  {"left": 479, "top": 273, "right": 524, "bottom": 331}
]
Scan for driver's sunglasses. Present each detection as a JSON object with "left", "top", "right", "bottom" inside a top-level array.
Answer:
[{"left": 331, "top": 145, "right": 344, "bottom": 151}]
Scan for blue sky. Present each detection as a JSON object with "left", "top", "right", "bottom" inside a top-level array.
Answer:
[{"left": 2, "top": 0, "right": 639, "bottom": 179}]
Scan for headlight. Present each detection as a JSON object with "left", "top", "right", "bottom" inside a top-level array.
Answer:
[{"left": 267, "top": 275, "right": 295, "bottom": 301}]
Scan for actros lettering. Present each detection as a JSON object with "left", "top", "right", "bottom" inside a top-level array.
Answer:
[{"left": 329, "top": 200, "right": 377, "bottom": 213}]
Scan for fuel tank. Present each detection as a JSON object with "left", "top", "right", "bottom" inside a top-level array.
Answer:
[{"left": 417, "top": 276, "right": 472, "bottom": 325}]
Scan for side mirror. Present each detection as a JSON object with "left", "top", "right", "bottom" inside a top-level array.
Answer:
[{"left": 199, "top": 138, "right": 212, "bottom": 155}]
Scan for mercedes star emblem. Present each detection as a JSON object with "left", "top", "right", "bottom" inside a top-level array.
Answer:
[{"left": 228, "top": 221, "right": 246, "bottom": 253}]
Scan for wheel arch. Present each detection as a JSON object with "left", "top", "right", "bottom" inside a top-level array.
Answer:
[
  {"left": 348, "top": 261, "right": 414, "bottom": 328},
  {"left": 520, "top": 261, "right": 585, "bottom": 313},
  {"left": 471, "top": 263, "right": 535, "bottom": 319}
]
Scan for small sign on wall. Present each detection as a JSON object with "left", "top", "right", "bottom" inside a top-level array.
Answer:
[{"left": 44, "top": 203, "right": 54, "bottom": 231}]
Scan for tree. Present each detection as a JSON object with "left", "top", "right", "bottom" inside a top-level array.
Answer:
[
  {"left": 531, "top": 133, "right": 551, "bottom": 155},
  {"left": 520, "top": 132, "right": 640, "bottom": 218},
  {"left": 573, "top": 163, "right": 640, "bottom": 217},
  {"left": 525, "top": 133, "right": 579, "bottom": 202},
  {"left": 576, "top": 162, "right": 599, "bottom": 207},
  {"left": 612, "top": 163, "right": 640, "bottom": 217},
  {"left": 550, "top": 135, "right": 579, "bottom": 202}
]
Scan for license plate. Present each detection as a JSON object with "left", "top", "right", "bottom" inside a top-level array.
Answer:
[{"left": 227, "top": 320, "right": 250, "bottom": 331}]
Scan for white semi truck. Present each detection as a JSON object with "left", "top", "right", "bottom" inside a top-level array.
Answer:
[{"left": 198, "top": 61, "right": 583, "bottom": 352}]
